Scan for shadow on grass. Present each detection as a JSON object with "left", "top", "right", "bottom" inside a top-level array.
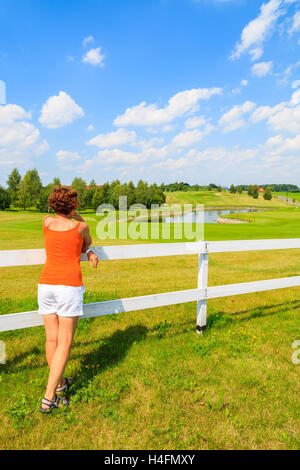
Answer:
[
  {"left": 71, "top": 323, "right": 148, "bottom": 394},
  {"left": 206, "top": 298, "right": 300, "bottom": 331},
  {"left": 3, "top": 298, "right": 300, "bottom": 372}
]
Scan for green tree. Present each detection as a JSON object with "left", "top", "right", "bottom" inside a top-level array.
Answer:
[
  {"left": 17, "top": 172, "right": 33, "bottom": 210},
  {"left": 263, "top": 187, "right": 272, "bottom": 200},
  {"left": 127, "top": 181, "right": 136, "bottom": 207},
  {"left": 53, "top": 177, "right": 61, "bottom": 187},
  {"left": 107, "top": 179, "right": 121, "bottom": 205},
  {"left": 27, "top": 168, "right": 42, "bottom": 206},
  {"left": 101, "top": 182, "right": 110, "bottom": 203},
  {"left": 71, "top": 177, "right": 87, "bottom": 209},
  {"left": 252, "top": 184, "right": 259, "bottom": 199},
  {"left": 92, "top": 187, "right": 105, "bottom": 210},
  {"left": 36, "top": 187, "right": 51, "bottom": 212},
  {"left": 0, "top": 186, "right": 11, "bottom": 210},
  {"left": 230, "top": 184, "right": 237, "bottom": 194},
  {"left": 217, "top": 185, "right": 222, "bottom": 192},
  {"left": 7, "top": 168, "right": 21, "bottom": 204},
  {"left": 237, "top": 186, "right": 243, "bottom": 194},
  {"left": 85, "top": 179, "right": 98, "bottom": 209}
]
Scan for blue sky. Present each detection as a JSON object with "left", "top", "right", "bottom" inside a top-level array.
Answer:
[{"left": 1, "top": 0, "right": 300, "bottom": 186}]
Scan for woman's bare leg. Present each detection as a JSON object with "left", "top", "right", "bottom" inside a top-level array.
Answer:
[
  {"left": 43, "top": 313, "right": 58, "bottom": 366},
  {"left": 42, "top": 316, "right": 78, "bottom": 408},
  {"left": 43, "top": 313, "right": 64, "bottom": 388}
]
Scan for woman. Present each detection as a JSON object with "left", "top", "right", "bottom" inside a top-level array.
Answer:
[{"left": 38, "top": 186, "right": 99, "bottom": 413}]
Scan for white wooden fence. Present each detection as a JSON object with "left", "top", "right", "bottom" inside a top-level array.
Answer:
[{"left": 1, "top": 239, "right": 300, "bottom": 334}]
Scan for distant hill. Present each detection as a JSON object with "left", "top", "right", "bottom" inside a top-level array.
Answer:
[{"left": 164, "top": 182, "right": 300, "bottom": 193}]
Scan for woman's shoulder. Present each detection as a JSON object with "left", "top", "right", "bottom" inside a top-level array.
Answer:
[
  {"left": 42, "top": 215, "right": 53, "bottom": 227},
  {"left": 78, "top": 221, "right": 89, "bottom": 233}
]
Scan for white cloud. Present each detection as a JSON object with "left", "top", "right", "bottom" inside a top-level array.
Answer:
[
  {"left": 0, "top": 104, "right": 49, "bottom": 166},
  {"left": 0, "top": 104, "right": 31, "bottom": 124},
  {"left": 288, "top": 10, "right": 300, "bottom": 34},
  {"left": 82, "top": 47, "right": 105, "bottom": 66},
  {"left": 92, "top": 149, "right": 142, "bottom": 165},
  {"left": 219, "top": 101, "right": 256, "bottom": 132},
  {"left": 56, "top": 150, "right": 82, "bottom": 162},
  {"left": 39, "top": 91, "right": 85, "bottom": 129},
  {"left": 171, "top": 124, "right": 214, "bottom": 147},
  {"left": 250, "top": 89, "right": 300, "bottom": 134},
  {"left": 114, "top": 87, "right": 222, "bottom": 127},
  {"left": 250, "top": 102, "right": 287, "bottom": 122},
  {"left": 249, "top": 46, "right": 264, "bottom": 61},
  {"left": 241, "top": 79, "right": 248, "bottom": 86},
  {"left": 251, "top": 61, "right": 273, "bottom": 77},
  {"left": 86, "top": 128, "right": 137, "bottom": 148},
  {"left": 82, "top": 35, "right": 94, "bottom": 47},
  {"left": 292, "top": 79, "right": 300, "bottom": 88},
  {"left": 86, "top": 124, "right": 95, "bottom": 131},
  {"left": 230, "top": 0, "right": 283, "bottom": 60},
  {"left": 131, "top": 137, "right": 165, "bottom": 150},
  {"left": 268, "top": 104, "right": 300, "bottom": 133},
  {"left": 184, "top": 115, "right": 207, "bottom": 129}
]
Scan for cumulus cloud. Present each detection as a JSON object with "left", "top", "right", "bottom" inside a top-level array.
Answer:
[
  {"left": 230, "top": 0, "right": 283, "bottom": 60},
  {"left": 250, "top": 102, "right": 287, "bottom": 122},
  {"left": 0, "top": 104, "right": 49, "bottom": 166},
  {"left": 82, "top": 47, "right": 105, "bottom": 66},
  {"left": 251, "top": 61, "right": 273, "bottom": 77},
  {"left": 171, "top": 124, "right": 214, "bottom": 147},
  {"left": 250, "top": 89, "right": 300, "bottom": 134},
  {"left": 86, "top": 128, "right": 137, "bottom": 148},
  {"left": 184, "top": 115, "right": 207, "bottom": 129},
  {"left": 219, "top": 101, "right": 256, "bottom": 132},
  {"left": 114, "top": 87, "right": 222, "bottom": 127},
  {"left": 39, "top": 91, "right": 85, "bottom": 129},
  {"left": 268, "top": 104, "right": 300, "bottom": 133}
]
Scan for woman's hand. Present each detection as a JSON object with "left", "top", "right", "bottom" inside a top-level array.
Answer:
[{"left": 87, "top": 251, "right": 99, "bottom": 269}]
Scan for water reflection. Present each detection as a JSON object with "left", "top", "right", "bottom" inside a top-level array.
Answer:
[{"left": 163, "top": 208, "right": 262, "bottom": 224}]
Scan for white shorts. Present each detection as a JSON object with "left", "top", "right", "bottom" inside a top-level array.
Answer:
[{"left": 38, "top": 284, "right": 85, "bottom": 317}]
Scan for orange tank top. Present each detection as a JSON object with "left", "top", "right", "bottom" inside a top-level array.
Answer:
[{"left": 39, "top": 216, "right": 84, "bottom": 286}]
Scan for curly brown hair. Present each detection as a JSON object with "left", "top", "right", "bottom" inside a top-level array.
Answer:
[{"left": 49, "top": 186, "right": 80, "bottom": 215}]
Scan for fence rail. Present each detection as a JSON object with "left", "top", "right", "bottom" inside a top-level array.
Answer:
[{"left": 1, "top": 239, "right": 300, "bottom": 333}]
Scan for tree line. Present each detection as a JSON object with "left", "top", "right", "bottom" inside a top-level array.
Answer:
[
  {"left": 229, "top": 184, "right": 272, "bottom": 200},
  {"left": 0, "top": 168, "right": 166, "bottom": 211}
]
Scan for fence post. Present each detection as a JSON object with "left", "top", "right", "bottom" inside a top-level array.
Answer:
[{"left": 196, "top": 241, "right": 208, "bottom": 335}]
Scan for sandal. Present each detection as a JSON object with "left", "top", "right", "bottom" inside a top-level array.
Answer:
[
  {"left": 39, "top": 395, "right": 60, "bottom": 414},
  {"left": 56, "top": 378, "right": 72, "bottom": 406},
  {"left": 56, "top": 377, "right": 72, "bottom": 394}
]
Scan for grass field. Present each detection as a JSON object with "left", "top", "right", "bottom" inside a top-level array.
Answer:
[
  {"left": 274, "top": 192, "right": 300, "bottom": 203},
  {"left": 1, "top": 193, "right": 300, "bottom": 450},
  {"left": 166, "top": 189, "right": 288, "bottom": 209}
]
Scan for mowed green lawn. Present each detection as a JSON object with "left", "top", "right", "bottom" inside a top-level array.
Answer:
[
  {"left": 166, "top": 189, "right": 289, "bottom": 209},
  {"left": 1, "top": 197, "right": 300, "bottom": 450},
  {"left": 274, "top": 191, "right": 300, "bottom": 203}
]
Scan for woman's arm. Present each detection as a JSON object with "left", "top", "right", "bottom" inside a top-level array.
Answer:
[
  {"left": 80, "top": 223, "right": 93, "bottom": 253},
  {"left": 79, "top": 221, "right": 99, "bottom": 269}
]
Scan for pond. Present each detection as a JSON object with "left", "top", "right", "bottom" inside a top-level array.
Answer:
[{"left": 163, "top": 208, "right": 262, "bottom": 224}]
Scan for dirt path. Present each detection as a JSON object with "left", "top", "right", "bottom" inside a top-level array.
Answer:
[{"left": 276, "top": 195, "right": 300, "bottom": 206}]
